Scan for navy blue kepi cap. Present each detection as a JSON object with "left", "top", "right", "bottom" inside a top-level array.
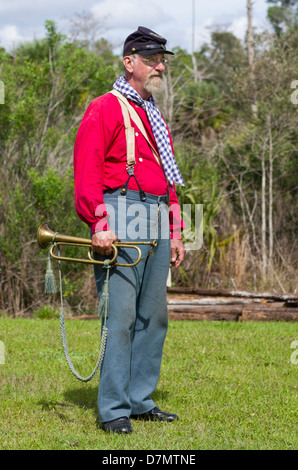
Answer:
[{"left": 123, "top": 26, "right": 174, "bottom": 57}]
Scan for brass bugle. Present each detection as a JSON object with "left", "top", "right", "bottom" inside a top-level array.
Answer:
[{"left": 37, "top": 223, "right": 156, "bottom": 267}]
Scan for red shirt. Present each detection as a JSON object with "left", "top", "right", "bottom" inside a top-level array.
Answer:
[{"left": 73, "top": 92, "right": 183, "bottom": 238}]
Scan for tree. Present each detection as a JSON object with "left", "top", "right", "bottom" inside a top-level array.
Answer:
[
  {"left": 0, "top": 18, "right": 297, "bottom": 315},
  {"left": 218, "top": 30, "right": 297, "bottom": 289},
  {"left": 68, "top": 11, "right": 109, "bottom": 52},
  {"left": 0, "top": 21, "right": 119, "bottom": 315},
  {"left": 247, "top": 0, "right": 258, "bottom": 117},
  {"left": 266, "top": 0, "right": 298, "bottom": 35}
]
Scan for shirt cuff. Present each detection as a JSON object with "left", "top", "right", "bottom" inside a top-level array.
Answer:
[{"left": 91, "top": 219, "right": 111, "bottom": 235}]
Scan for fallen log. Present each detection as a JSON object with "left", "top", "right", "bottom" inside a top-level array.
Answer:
[
  {"left": 241, "top": 308, "right": 298, "bottom": 322},
  {"left": 167, "top": 304, "right": 298, "bottom": 322},
  {"left": 167, "top": 287, "right": 298, "bottom": 302},
  {"left": 167, "top": 302, "right": 285, "bottom": 311},
  {"left": 168, "top": 297, "right": 266, "bottom": 305}
]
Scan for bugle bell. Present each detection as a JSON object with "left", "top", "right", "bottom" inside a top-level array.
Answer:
[{"left": 37, "top": 223, "right": 156, "bottom": 267}]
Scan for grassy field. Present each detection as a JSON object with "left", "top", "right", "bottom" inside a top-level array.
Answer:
[{"left": 0, "top": 317, "right": 297, "bottom": 450}]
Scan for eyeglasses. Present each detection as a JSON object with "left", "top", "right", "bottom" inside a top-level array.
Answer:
[{"left": 140, "top": 56, "right": 169, "bottom": 67}]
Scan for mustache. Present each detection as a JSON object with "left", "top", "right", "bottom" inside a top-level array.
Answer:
[
  {"left": 148, "top": 71, "right": 164, "bottom": 79},
  {"left": 148, "top": 72, "right": 165, "bottom": 81}
]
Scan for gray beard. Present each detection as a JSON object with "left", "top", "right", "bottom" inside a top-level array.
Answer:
[{"left": 144, "top": 73, "right": 165, "bottom": 95}]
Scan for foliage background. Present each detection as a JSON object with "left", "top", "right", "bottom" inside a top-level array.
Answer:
[{"left": 0, "top": 1, "right": 297, "bottom": 316}]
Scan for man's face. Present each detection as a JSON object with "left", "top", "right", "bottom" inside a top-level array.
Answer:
[
  {"left": 124, "top": 52, "right": 167, "bottom": 98},
  {"left": 139, "top": 54, "right": 167, "bottom": 94}
]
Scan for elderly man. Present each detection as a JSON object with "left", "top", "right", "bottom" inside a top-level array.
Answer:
[{"left": 73, "top": 26, "right": 185, "bottom": 434}]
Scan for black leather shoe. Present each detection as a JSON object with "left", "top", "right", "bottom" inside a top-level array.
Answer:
[
  {"left": 102, "top": 417, "right": 132, "bottom": 434},
  {"left": 131, "top": 407, "right": 179, "bottom": 422}
]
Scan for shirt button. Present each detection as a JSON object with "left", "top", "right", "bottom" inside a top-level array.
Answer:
[
  {"left": 135, "top": 132, "right": 139, "bottom": 137},
  {"left": 139, "top": 157, "right": 143, "bottom": 162}
]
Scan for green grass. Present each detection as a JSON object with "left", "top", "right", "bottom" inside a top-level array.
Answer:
[{"left": 0, "top": 318, "right": 297, "bottom": 450}]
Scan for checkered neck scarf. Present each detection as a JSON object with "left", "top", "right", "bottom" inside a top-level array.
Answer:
[{"left": 113, "top": 76, "right": 184, "bottom": 187}]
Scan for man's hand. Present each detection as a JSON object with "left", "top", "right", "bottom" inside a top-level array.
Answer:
[
  {"left": 91, "top": 230, "right": 118, "bottom": 256},
  {"left": 170, "top": 239, "right": 186, "bottom": 268}
]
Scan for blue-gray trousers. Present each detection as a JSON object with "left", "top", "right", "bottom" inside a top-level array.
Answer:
[{"left": 93, "top": 189, "right": 170, "bottom": 423}]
